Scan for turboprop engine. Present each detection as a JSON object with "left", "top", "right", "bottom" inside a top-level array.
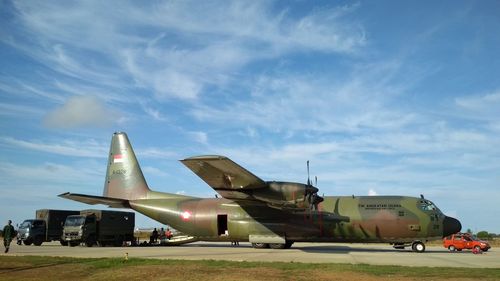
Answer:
[{"left": 251, "top": 182, "right": 324, "bottom": 210}]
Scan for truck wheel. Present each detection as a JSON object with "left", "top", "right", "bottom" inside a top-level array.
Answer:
[
  {"left": 252, "top": 243, "right": 270, "bottom": 249},
  {"left": 411, "top": 241, "right": 425, "bottom": 253},
  {"left": 33, "top": 236, "right": 43, "bottom": 246},
  {"left": 23, "top": 239, "right": 32, "bottom": 246},
  {"left": 448, "top": 245, "right": 456, "bottom": 251},
  {"left": 60, "top": 240, "right": 68, "bottom": 246},
  {"left": 69, "top": 241, "right": 79, "bottom": 247}
]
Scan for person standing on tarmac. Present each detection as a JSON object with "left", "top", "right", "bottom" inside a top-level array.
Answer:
[
  {"left": 159, "top": 228, "right": 165, "bottom": 241},
  {"left": 3, "top": 220, "right": 15, "bottom": 253}
]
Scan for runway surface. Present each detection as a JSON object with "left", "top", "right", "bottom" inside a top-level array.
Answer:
[{"left": 2, "top": 241, "right": 498, "bottom": 268}]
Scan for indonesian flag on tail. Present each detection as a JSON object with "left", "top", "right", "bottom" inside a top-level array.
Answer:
[{"left": 113, "top": 154, "right": 124, "bottom": 163}]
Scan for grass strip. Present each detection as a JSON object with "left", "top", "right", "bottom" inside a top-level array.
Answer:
[{"left": 1, "top": 256, "right": 499, "bottom": 280}]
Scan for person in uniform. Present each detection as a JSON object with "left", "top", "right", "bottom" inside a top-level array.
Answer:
[{"left": 3, "top": 220, "right": 15, "bottom": 253}]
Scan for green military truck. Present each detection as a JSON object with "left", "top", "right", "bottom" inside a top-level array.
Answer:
[
  {"left": 63, "top": 209, "right": 135, "bottom": 247},
  {"left": 17, "top": 209, "right": 79, "bottom": 246}
]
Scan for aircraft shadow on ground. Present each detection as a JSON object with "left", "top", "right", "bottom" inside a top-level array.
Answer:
[
  {"left": 297, "top": 244, "right": 445, "bottom": 254},
  {"left": 179, "top": 242, "right": 446, "bottom": 254}
]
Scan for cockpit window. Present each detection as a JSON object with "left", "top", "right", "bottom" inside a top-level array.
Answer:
[
  {"left": 19, "top": 221, "right": 32, "bottom": 229},
  {"left": 419, "top": 200, "right": 437, "bottom": 211}
]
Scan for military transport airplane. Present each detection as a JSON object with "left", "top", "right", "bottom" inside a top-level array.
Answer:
[{"left": 60, "top": 132, "right": 461, "bottom": 252}]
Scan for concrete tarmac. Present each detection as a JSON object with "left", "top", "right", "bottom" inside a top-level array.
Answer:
[{"left": 2, "top": 241, "right": 498, "bottom": 268}]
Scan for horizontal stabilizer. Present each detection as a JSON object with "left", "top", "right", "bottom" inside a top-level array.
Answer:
[{"left": 58, "top": 192, "right": 129, "bottom": 208}]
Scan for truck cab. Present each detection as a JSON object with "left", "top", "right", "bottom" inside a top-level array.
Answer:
[
  {"left": 63, "top": 210, "right": 135, "bottom": 247},
  {"left": 18, "top": 209, "right": 79, "bottom": 246},
  {"left": 63, "top": 214, "right": 91, "bottom": 246},
  {"left": 443, "top": 233, "right": 491, "bottom": 252},
  {"left": 17, "top": 219, "right": 45, "bottom": 246}
]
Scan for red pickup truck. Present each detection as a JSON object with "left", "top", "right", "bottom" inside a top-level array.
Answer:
[{"left": 443, "top": 233, "right": 491, "bottom": 252}]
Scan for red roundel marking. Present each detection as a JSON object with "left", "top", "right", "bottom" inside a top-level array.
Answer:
[{"left": 181, "top": 211, "right": 192, "bottom": 221}]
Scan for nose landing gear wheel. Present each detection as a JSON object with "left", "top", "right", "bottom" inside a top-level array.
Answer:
[{"left": 411, "top": 241, "right": 426, "bottom": 253}]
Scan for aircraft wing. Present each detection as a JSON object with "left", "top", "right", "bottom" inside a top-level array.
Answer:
[
  {"left": 58, "top": 192, "right": 129, "bottom": 208},
  {"left": 181, "top": 155, "right": 266, "bottom": 192}
]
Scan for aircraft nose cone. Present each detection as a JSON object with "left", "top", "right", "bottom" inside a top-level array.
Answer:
[{"left": 443, "top": 216, "right": 462, "bottom": 237}]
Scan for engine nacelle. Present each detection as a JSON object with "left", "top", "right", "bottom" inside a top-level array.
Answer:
[{"left": 251, "top": 181, "right": 323, "bottom": 210}]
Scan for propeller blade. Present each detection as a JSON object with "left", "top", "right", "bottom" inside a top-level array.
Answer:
[{"left": 306, "top": 160, "right": 311, "bottom": 186}]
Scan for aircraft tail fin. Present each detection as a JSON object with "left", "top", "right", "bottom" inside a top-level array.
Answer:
[{"left": 103, "top": 132, "right": 150, "bottom": 200}]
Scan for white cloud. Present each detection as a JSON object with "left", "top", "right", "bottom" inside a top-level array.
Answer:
[
  {"left": 455, "top": 91, "right": 500, "bottom": 111},
  {"left": 243, "top": 127, "right": 259, "bottom": 138},
  {"left": 153, "top": 70, "right": 201, "bottom": 100},
  {"left": 0, "top": 136, "right": 107, "bottom": 158},
  {"left": 189, "top": 131, "right": 208, "bottom": 144},
  {"left": 368, "top": 188, "right": 378, "bottom": 196},
  {"left": 0, "top": 135, "right": 180, "bottom": 160},
  {"left": 454, "top": 91, "right": 500, "bottom": 121},
  {"left": 0, "top": 102, "right": 44, "bottom": 117},
  {"left": 139, "top": 101, "right": 169, "bottom": 122},
  {"left": 43, "top": 96, "right": 120, "bottom": 129},
  {"left": 53, "top": 81, "right": 125, "bottom": 104},
  {"left": 0, "top": 78, "right": 65, "bottom": 104},
  {"left": 0, "top": 161, "right": 103, "bottom": 189},
  {"left": 7, "top": 1, "right": 365, "bottom": 102},
  {"left": 141, "top": 166, "right": 169, "bottom": 178},
  {"left": 190, "top": 64, "right": 413, "bottom": 134},
  {"left": 136, "top": 148, "right": 179, "bottom": 159}
]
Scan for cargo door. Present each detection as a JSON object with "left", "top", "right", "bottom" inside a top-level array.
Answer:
[{"left": 217, "top": 214, "right": 228, "bottom": 236}]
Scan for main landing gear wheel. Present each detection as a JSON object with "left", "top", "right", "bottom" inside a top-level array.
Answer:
[
  {"left": 260, "top": 241, "right": 293, "bottom": 249},
  {"left": 411, "top": 241, "right": 426, "bottom": 253},
  {"left": 252, "top": 243, "right": 269, "bottom": 249}
]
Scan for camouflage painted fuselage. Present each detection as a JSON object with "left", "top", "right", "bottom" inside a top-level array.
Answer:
[
  {"left": 129, "top": 193, "right": 444, "bottom": 243},
  {"left": 61, "top": 132, "right": 460, "bottom": 249}
]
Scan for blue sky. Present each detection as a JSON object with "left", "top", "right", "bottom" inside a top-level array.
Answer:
[{"left": 1, "top": 1, "right": 499, "bottom": 233}]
